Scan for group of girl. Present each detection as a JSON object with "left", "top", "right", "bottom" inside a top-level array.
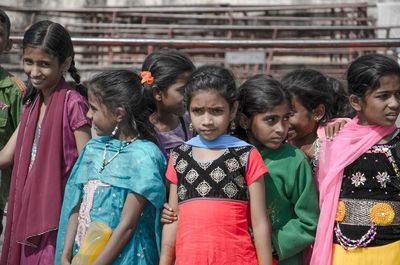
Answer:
[{"left": 0, "top": 18, "right": 399, "bottom": 265}]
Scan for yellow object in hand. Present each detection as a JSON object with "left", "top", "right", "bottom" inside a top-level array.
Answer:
[{"left": 72, "top": 221, "right": 113, "bottom": 265}]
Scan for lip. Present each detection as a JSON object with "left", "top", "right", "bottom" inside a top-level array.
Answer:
[
  {"left": 199, "top": 129, "right": 215, "bottom": 134},
  {"left": 386, "top": 113, "right": 399, "bottom": 120},
  {"left": 30, "top": 79, "right": 44, "bottom": 86}
]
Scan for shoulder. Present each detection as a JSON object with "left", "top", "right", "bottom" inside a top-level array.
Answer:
[
  {"left": 132, "top": 139, "right": 166, "bottom": 162},
  {"left": 65, "top": 89, "right": 88, "bottom": 105}
]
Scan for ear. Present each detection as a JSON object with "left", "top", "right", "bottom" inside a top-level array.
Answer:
[
  {"left": 61, "top": 56, "right": 72, "bottom": 72},
  {"left": 239, "top": 113, "right": 250, "bottom": 130},
  {"left": 229, "top": 101, "right": 239, "bottom": 121},
  {"left": 312, "top": 103, "right": 326, "bottom": 122},
  {"left": 114, "top": 107, "right": 126, "bottom": 123},
  {"left": 4, "top": 38, "right": 12, "bottom": 52},
  {"left": 349, "top": 94, "right": 363, "bottom": 112},
  {"left": 152, "top": 86, "right": 162, "bottom": 101}
]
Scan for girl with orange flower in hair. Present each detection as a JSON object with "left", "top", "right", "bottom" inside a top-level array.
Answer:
[{"left": 142, "top": 49, "right": 195, "bottom": 160}]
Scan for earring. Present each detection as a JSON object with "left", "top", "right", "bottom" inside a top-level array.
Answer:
[
  {"left": 314, "top": 116, "right": 321, "bottom": 121},
  {"left": 230, "top": 121, "right": 236, "bottom": 131},
  {"left": 111, "top": 124, "right": 119, "bottom": 137},
  {"left": 189, "top": 123, "right": 194, "bottom": 131}
]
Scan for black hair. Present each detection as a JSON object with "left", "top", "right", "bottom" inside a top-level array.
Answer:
[
  {"left": 326, "top": 76, "right": 356, "bottom": 118},
  {"left": 281, "top": 69, "right": 333, "bottom": 125},
  {"left": 22, "top": 20, "right": 85, "bottom": 104},
  {"left": 142, "top": 49, "right": 195, "bottom": 111},
  {"left": 184, "top": 65, "right": 238, "bottom": 109},
  {"left": 347, "top": 53, "right": 400, "bottom": 98},
  {"left": 236, "top": 74, "right": 291, "bottom": 140},
  {"left": 88, "top": 69, "right": 158, "bottom": 144},
  {"left": 0, "top": 9, "right": 11, "bottom": 38}
]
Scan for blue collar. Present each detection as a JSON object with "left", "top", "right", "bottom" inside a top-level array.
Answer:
[{"left": 185, "top": 134, "right": 251, "bottom": 148}]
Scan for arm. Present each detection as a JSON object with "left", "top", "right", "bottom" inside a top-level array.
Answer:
[
  {"left": 73, "top": 125, "right": 91, "bottom": 154},
  {"left": 0, "top": 126, "right": 18, "bottom": 169},
  {"left": 61, "top": 204, "right": 80, "bottom": 265},
  {"left": 249, "top": 177, "right": 272, "bottom": 265},
  {"left": 159, "top": 184, "right": 178, "bottom": 265},
  {"left": 271, "top": 159, "right": 319, "bottom": 261},
  {"left": 93, "top": 192, "right": 147, "bottom": 265}
]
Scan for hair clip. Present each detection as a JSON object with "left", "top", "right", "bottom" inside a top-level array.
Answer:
[{"left": 140, "top": 71, "right": 154, "bottom": 85}]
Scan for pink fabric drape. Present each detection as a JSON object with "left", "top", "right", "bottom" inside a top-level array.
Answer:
[
  {"left": 310, "top": 116, "right": 396, "bottom": 265},
  {"left": 1, "top": 80, "right": 68, "bottom": 265}
]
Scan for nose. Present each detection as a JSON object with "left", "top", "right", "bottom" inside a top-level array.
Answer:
[
  {"left": 275, "top": 121, "right": 285, "bottom": 135},
  {"left": 86, "top": 109, "right": 93, "bottom": 120},
  {"left": 388, "top": 94, "right": 400, "bottom": 110},
  {"left": 201, "top": 113, "right": 213, "bottom": 126},
  {"left": 30, "top": 65, "right": 41, "bottom": 78}
]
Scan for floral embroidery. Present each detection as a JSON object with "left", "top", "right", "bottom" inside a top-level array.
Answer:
[
  {"left": 369, "top": 202, "right": 395, "bottom": 226},
  {"left": 177, "top": 185, "right": 187, "bottom": 200},
  {"left": 210, "top": 167, "right": 226, "bottom": 183},
  {"left": 351, "top": 172, "right": 366, "bottom": 187},
  {"left": 336, "top": 201, "right": 346, "bottom": 222},
  {"left": 375, "top": 172, "right": 391, "bottom": 188},
  {"left": 196, "top": 180, "right": 212, "bottom": 196},
  {"left": 185, "top": 169, "right": 199, "bottom": 184},
  {"left": 225, "top": 158, "right": 240, "bottom": 172},
  {"left": 223, "top": 182, "right": 239, "bottom": 198}
]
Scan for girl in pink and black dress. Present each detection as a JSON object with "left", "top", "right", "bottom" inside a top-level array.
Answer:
[
  {"left": 160, "top": 65, "right": 272, "bottom": 265},
  {"left": 312, "top": 54, "right": 400, "bottom": 265},
  {"left": 0, "top": 20, "right": 91, "bottom": 265}
]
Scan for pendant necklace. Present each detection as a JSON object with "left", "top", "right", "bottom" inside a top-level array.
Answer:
[{"left": 100, "top": 137, "right": 137, "bottom": 172}]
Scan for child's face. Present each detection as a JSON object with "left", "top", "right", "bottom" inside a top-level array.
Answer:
[
  {"left": 159, "top": 72, "right": 191, "bottom": 116},
  {"left": 287, "top": 96, "right": 318, "bottom": 141},
  {"left": 87, "top": 90, "right": 117, "bottom": 136},
  {"left": 246, "top": 103, "right": 291, "bottom": 150},
  {"left": 355, "top": 74, "right": 400, "bottom": 126},
  {"left": 0, "top": 22, "right": 11, "bottom": 55},
  {"left": 189, "top": 90, "right": 237, "bottom": 141},
  {"left": 23, "top": 47, "right": 66, "bottom": 93}
]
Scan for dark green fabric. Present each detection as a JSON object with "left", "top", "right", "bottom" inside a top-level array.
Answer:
[
  {"left": 0, "top": 66, "right": 23, "bottom": 211},
  {"left": 262, "top": 144, "right": 319, "bottom": 265}
]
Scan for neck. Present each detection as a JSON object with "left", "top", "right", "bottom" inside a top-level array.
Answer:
[
  {"left": 150, "top": 109, "right": 179, "bottom": 130},
  {"left": 115, "top": 126, "right": 137, "bottom": 141}
]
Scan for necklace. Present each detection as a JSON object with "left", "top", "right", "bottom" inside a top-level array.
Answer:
[{"left": 100, "top": 137, "right": 137, "bottom": 173}]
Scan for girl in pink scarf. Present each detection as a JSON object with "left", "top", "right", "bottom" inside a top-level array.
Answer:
[{"left": 311, "top": 54, "right": 400, "bottom": 265}]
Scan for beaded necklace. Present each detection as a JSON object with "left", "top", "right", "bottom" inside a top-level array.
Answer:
[{"left": 99, "top": 137, "right": 137, "bottom": 172}]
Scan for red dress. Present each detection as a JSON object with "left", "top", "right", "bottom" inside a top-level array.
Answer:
[{"left": 166, "top": 144, "right": 267, "bottom": 265}]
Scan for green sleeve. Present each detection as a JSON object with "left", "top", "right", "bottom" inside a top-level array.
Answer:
[
  {"left": 272, "top": 157, "right": 320, "bottom": 261},
  {"left": 9, "top": 84, "right": 23, "bottom": 129}
]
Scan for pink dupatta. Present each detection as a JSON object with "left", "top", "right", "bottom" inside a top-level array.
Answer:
[
  {"left": 310, "top": 116, "right": 396, "bottom": 265},
  {"left": 1, "top": 80, "right": 70, "bottom": 265}
]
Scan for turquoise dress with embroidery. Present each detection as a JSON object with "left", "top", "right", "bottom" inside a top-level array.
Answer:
[{"left": 55, "top": 136, "right": 166, "bottom": 265}]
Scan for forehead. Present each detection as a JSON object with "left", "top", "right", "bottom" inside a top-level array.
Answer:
[
  {"left": 190, "top": 89, "right": 229, "bottom": 106},
  {"left": 374, "top": 74, "right": 400, "bottom": 92},
  {"left": 23, "top": 46, "right": 56, "bottom": 60}
]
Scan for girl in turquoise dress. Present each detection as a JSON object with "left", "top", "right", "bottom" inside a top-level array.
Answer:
[{"left": 56, "top": 70, "right": 166, "bottom": 265}]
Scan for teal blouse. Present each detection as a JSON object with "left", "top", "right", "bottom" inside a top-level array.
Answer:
[
  {"left": 56, "top": 136, "right": 166, "bottom": 265},
  {"left": 262, "top": 144, "right": 319, "bottom": 265}
]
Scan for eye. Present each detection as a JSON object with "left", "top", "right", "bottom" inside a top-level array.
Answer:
[
  {"left": 39, "top": 61, "right": 50, "bottom": 68},
  {"left": 190, "top": 107, "right": 203, "bottom": 114},
  {"left": 23, "top": 59, "right": 33, "bottom": 65},
  {"left": 210, "top": 108, "right": 224, "bottom": 114}
]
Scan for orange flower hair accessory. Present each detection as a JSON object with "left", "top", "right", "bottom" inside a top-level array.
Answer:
[{"left": 140, "top": 71, "right": 154, "bottom": 85}]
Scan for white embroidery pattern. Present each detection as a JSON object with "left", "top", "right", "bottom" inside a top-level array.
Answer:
[
  {"left": 179, "top": 144, "right": 190, "bottom": 152},
  {"left": 75, "top": 180, "right": 110, "bottom": 247},
  {"left": 210, "top": 167, "right": 226, "bottom": 183},
  {"left": 223, "top": 182, "right": 239, "bottom": 198},
  {"left": 185, "top": 169, "right": 199, "bottom": 184},
  {"left": 239, "top": 152, "right": 250, "bottom": 167},
  {"left": 225, "top": 158, "right": 240, "bottom": 172},
  {"left": 196, "top": 181, "right": 212, "bottom": 196},
  {"left": 171, "top": 151, "right": 179, "bottom": 166},
  {"left": 351, "top": 172, "right": 366, "bottom": 187},
  {"left": 376, "top": 171, "right": 391, "bottom": 188},
  {"left": 234, "top": 176, "right": 246, "bottom": 188},
  {"left": 178, "top": 185, "right": 187, "bottom": 200},
  {"left": 198, "top": 161, "right": 212, "bottom": 170},
  {"left": 176, "top": 159, "right": 188, "bottom": 174}
]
